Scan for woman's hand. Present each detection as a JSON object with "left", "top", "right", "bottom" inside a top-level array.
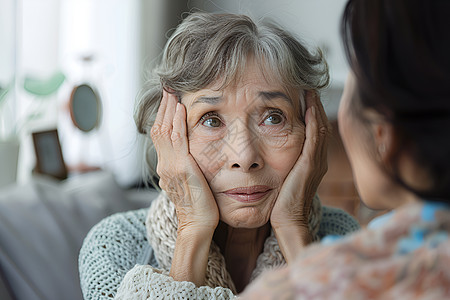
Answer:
[
  {"left": 151, "top": 90, "right": 219, "bottom": 285},
  {"left": 151, "top": 90, "right": 219, "bottom": 233},
  {"left": 270, "top": 90, "right": 329, "bottom": 263}
]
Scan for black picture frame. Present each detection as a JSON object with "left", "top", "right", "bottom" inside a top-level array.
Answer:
[{"left": 32, "top": 129, "right": 67, "bottom": 180}]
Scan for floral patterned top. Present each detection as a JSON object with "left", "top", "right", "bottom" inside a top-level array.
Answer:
[{"left": 240, "top": 201, "right": 450, "bottom": 299}]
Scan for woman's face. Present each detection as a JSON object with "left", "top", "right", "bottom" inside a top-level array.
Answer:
[{"left": 181, "top": 60, "right": 306, "bottom": 229}]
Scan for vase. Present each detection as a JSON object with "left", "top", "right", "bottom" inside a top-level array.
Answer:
[{"left": 0, "top": 137, "right": 20, "bottom": 188}]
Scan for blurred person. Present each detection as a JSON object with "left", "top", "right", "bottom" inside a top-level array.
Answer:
[
  {"left": 79, "top": 12, "right": 360, "bottom": 299},
  {"left": 240, "top": 0, "right": 450, "bottom": 298}
]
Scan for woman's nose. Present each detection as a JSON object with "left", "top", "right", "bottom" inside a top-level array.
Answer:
[{"left": 224, "top": 120, "right": 263, "bottom": 172}]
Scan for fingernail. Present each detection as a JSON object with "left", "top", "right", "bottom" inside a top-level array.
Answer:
[
  {"left": 311, "top": 106, "right": 316, "bottom": 117},
  {"left": 176, "top": 102, "right": 180, "bottom": 112}
]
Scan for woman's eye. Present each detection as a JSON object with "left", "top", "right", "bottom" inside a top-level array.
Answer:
[
  {"left": 201, "top": 113, "right": 223, "bottom": 128},
  {"left": 203, "top": 118, "right": 222, "bottom": 127},
  {"left": 263, "top": 113, "right": 284, "bottom": 126}
]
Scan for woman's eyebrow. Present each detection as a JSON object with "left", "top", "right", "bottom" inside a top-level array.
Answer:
[
  {"left": 192, "top": 96, "right": 223, "bottom": 106},
  {"left": 191, "top": 92, "right": 292, "bottom": 106},
  {"left": 258, "top": 91, "right": 293, "bottom": 106}
]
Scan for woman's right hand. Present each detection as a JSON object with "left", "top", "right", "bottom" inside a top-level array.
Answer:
[
  {"left": 151, "top": 90, "right": 219, "bottom": 286},
  {"left": 151, "top": 90, "right": 219, "bottom": 235}
]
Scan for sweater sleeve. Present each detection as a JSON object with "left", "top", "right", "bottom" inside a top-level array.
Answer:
[
  {"left": 79, "top": 208, "right": 153, "bottom": 300},
  {"left": 317, "top": 206, "right": 361, "bottom": 239},
  {"left": 115, "top": 265, "right": 237, "bottom": 300}
]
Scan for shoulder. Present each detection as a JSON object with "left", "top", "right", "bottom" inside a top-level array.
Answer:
[
  {"left": 317, "top": 206, "right": 360, "bottom": 238},
  {"left": 79, "top": 208, "right": 152, "bottom": 300},
  {"left": 289, "top": 223, "right": 450, "bottom": 298},
  {"left": 81, "top": 208, "right": 149, "bottom": 251}
]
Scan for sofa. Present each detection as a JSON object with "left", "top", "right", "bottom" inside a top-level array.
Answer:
[{"left": 0, "top": 171, "right": 158, "bottom": 300}]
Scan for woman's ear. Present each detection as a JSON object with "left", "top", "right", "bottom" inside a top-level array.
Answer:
[
  {"left": 371, "top": 121, "right": 396, "bottom": 164},
  {"left": 364, "top": 109, "right": 396, "bottom": 164}
]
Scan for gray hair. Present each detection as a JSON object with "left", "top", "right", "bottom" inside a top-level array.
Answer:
[{"left": 135, "top": 12, "right": 329, "bottom": 185}]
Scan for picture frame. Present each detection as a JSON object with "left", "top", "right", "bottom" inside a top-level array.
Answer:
[{"left": 32, "top": 129, "right": 68, "bottom": 180}]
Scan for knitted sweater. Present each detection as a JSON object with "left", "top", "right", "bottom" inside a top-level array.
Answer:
[
  {"left": 79, "top": 193, "right": 360, "bottom": 300},
  {"left": 240, "top": 201, "right": 450, "bottom": 299}
]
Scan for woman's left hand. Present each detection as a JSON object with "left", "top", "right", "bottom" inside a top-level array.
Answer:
[{"left": 270, "top": 90, "right": 329, "bottom": 262}]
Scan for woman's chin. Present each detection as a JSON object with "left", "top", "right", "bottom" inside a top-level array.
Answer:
[{"left": 219, "top": 207, "right": 270, "bottom": 229}]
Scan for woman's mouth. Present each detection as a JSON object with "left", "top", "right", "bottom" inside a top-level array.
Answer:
[{"left": 222, "top": 185, "right": 272, "bottom": 203}]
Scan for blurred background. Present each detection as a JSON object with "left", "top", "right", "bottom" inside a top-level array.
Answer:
[
  {"left": 0, "top": 0, "right": 349, "bottom": 187},
  {"left": 0, "top": 2, "right": 378, "bottom": 299}
]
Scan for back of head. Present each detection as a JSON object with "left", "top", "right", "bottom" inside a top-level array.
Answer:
[{"left": 342, "top": 0, "right": 450, "bottom": 200}]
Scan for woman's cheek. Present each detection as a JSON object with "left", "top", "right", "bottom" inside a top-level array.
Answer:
[
  {"left": 189, "top": 134, "right": 227, "bottom": 181},
  {"left": 260, "top": 132, "right": 290, "bottom": 149},
  {"left": 259, "top": 123, "right": 305, "bottom": 151},
  {"left": 262, "top": 125, "right": 305, "bottom": 178}
]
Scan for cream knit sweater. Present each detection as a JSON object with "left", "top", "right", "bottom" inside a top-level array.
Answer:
[{"left": 115, "top": 192, "right": 319, "bottom": 299}]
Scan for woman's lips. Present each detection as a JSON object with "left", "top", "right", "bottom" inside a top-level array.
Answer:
[{"left": 222, "top": 185, "right": 272, "bottom": 203}]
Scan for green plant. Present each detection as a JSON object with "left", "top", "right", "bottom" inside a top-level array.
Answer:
[{"left": 0, "top": 71, "right": 65, "bottom": 138}]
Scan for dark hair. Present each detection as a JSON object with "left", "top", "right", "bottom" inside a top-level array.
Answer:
[{"left": 342, "top": 0, "right": 450, "bottom": 201}]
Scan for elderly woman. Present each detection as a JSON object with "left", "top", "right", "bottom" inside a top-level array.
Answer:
[
  {"left": 79, "top": 13, "right": 359, "bottom": 299},
  {"left": 241, "top": 0, "right": 450, "bottom": 298}
]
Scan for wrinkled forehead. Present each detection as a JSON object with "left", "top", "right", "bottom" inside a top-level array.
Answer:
[{"left": 187, "top": 56, "right": 306, "bottom": 117}]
